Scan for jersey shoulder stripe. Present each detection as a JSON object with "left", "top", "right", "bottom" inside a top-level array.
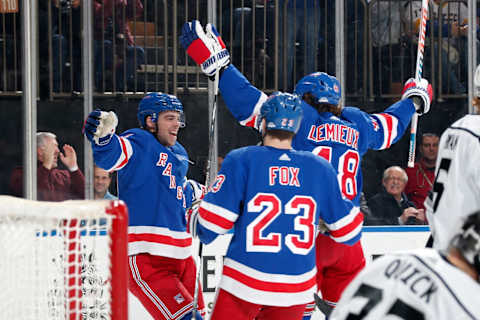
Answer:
[{"left": 449, "top": 126, "right": 480, "bottom": 142}]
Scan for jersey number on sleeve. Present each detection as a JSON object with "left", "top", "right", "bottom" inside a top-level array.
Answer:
[
  {"left": 313, "top": 146, "right": 360, "bottom": 200},
  {"left": 246, "top": 193, "right": 316, "bottom": 255},
  {"left": 345, "top": 283, "right": 425, "bottom": 320}
]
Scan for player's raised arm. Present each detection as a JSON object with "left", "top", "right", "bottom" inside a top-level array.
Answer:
[
  {"left": 83, "top": 109, "right": 125, "bottom": 170},
  {"left": 180, "top": 20, "right": 267, "bottom": 130},
  {"left": 339, "top": 77, "right": 432, "bottom": 152}
]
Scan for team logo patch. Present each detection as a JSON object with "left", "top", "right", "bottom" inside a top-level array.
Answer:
[
  {"left": 174, "top": 293, "right": 185, "bottom": 304},
  {"left": 333, "top": 84, "right": 339, "bottom": 93}
]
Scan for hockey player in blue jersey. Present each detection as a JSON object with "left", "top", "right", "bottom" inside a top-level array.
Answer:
[
  {"left": 83, "top": 92, "right": 205, "bottom": 320},
  {"left": 180, "top": 20, "right": 432, "bottom": 316},
  {"left": 187, "top": 92, "right": 364, "bottom": 320}
]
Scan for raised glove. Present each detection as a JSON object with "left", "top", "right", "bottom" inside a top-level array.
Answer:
[
  {"left": 180, "top": 20, "right": 230, "bottom": 77},
  {"left": 401, "top": 78, "right": 432, "bottom": 115},
  {"left": 83, "top": 110, "right": 118, "bottom": 146}
]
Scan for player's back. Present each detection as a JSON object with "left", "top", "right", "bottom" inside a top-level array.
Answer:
[
  {"left": 198, "top": 145, "right": 362, "bottom": 306},
  {"left": 330, "top": 249, "right": 480, "bottom": 320},
  {"left": 426, "top": 115, "right": 480, "bottom": 251},
  {"left": 224, "top": 145, "right": 347, "bottom": 274},
  {"left": 293, "top": 102, "right": 367, "bottom": 204}
]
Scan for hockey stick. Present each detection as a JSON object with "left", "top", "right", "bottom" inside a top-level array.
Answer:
[
  {"left": 408, "top": 0, "right": 429, "bottom": 168},
  {"left": 191, "top": 70, "right": 220, "bottom": 320},
  {"left": 313, "top": 293, "right": 333, "bottom": 317}
]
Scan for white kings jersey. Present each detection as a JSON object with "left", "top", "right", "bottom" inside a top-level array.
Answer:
[
  {"left": 330, "top": 249, "right": 480, "bottom": 320},
  {"left": 196, "top": 146, "right": 363, "bottom": 307},
  {"left": 425, "top": 115, "right": 480, "bottom": 251}
]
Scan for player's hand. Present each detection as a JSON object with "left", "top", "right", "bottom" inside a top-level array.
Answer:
[
  {"left": 401, "top": 78, "right": 432, "bottom": 115},
  {"left": 186, "top": 179, "right": 207, "bottom": 203},
  {"left": 83, "top": 109, "right": 118, "bottom": 146},
  {"left": 59, "top": 144, "right": 78, "bottom": 171},
  {"left": 186, "top": 202, "right": 200, "bottom": 238},
  {"left": 180, "top": 20, "right": 230, "bottom": 77}
]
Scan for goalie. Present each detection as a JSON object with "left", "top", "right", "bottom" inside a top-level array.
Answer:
[{"left": 329, "top": 210, "right": 480, "bottom": 319}]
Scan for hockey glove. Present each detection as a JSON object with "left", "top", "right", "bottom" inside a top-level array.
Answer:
[
  {"left": 83, "top": 109, "right": 118, "bottom": 146},
  {"left": 401, "top": 78, "right": 432, "bottom": 115},
  {"left": 186, "top": 201, "right": 200, "bottom": 238},
  {"left": 180, "top": 20, "right": 230, "bottom": 77},
  {"left": 187, "top": 179, "right": 207, "bottom": 203}
]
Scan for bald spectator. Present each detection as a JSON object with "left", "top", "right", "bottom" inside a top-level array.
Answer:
[
  {"left": 9, "top": 132, "right": 85, "bottom": 201},
  {"left": 367, "top": 166, "right": 426, "bottom": 225},
  {"left": 405, "top": 133, "right": 439, "bottom": 210},
  {"left": 94, "top": 165, "right": 117, "bottom": 200}
]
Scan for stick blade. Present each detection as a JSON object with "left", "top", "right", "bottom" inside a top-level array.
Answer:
[{"left": 314, "top": 293, "right": 333, "bottom": 317}]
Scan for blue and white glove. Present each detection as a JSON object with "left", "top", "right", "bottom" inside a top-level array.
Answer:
[
  {"left": 401, "top": 78, "right": 433, "bottom": 115},
  {"left": 83, "top": 109, "right": 118, "bottom": 146},
  {"left": 180, "top": 20, "right": 230, "bottom": 77},
  {"left": 186, "top": 204, "right": 200, "bottom": 238},
  {"left": 185, "top": 179, "right": 207, "bottom": 238}
]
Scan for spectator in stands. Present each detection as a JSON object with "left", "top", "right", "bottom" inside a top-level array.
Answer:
[
  {"left": 93, "top": 0, "right": 145, "bottom": 91},
  {"left": 38, "top": 0, "right": 82, "bottom": 94},
  {"left": 221, "top": 0, "right": 274, "bottom": 85},
  {"left": 370, "top": 0, "right": 406, "bottom": 96},
  {"left": 9, "top": 132, "right": 85, "bottom": 201},
  {"left": 94, "top": 165, "right": 117, "bottom": 200},
  {"left": 402, "top": 0, "right": 471, "bottom": 95},
  {"left": 367, "top": 166, "right": 426, "bottom": 225},
  {"left": 405, "top": 133, "right": 439, "bottom": 210},
  {"left": 277, "top": 0, "right": 321, "bottom": 90}
]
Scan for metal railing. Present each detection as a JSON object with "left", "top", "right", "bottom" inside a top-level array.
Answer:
[{"left": 0, "top": 0, "right": 472, "bottom": 101}]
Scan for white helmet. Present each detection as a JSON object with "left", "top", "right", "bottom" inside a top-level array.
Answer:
[{"left": 474, "top": 65, "right": 480, "bottom": 97}]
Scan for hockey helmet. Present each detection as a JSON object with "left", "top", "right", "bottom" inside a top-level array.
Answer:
[
  {"left": 137, "top": 92, "right": 185, "bottom": 128},
  {"left": 258, "top": 92, "right": 303, "bottom": 134},
  {"left": 450, "top": 210, "right": 480, "bottom": 277},
  {"left": 474, "top": 65, "right": 480, "bottom": 97},
  {"left": 294, "top": 72, "right": 341, "bottom": 106}
]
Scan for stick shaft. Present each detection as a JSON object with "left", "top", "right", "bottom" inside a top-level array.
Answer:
[
  {"left": 192, "top": 72, "right": 220, "bottom": 319},
  {"left": 408, "top": 0, "right": 429, "bottom": 168}
]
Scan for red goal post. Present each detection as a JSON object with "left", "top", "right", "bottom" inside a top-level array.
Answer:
[{"left": 0, "top": 196, "right": 128, "bottom": 320}]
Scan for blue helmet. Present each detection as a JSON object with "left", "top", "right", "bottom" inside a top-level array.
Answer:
[
  {"left": 137, "top": 92, "right": 185, "bottom": 128},
  {"left": 294, "top": 72, "right": 341, "bottom": 105},
  {"left": 258, "top": 92, "right": 303, "bottom": 134}
]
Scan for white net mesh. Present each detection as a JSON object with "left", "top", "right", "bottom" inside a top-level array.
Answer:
[{"left": 0, "top": 197, "right": 125, "bottom": 320}]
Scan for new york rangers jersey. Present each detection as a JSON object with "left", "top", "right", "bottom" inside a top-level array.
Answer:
[
  {"left": 196, "top": 146, "right": 363, "bottom": 306},
  {"left": 425, "top": 115, "right": 480, "bottom": 251},
  {"left": 330, "top": 249, "right": 480, "bottom": 320},
  {"left": 219, "top": 65, "right": 416, "bottom": 205},
  {"left": 92, "top": 128, "right": 193, "bottom": 259}
]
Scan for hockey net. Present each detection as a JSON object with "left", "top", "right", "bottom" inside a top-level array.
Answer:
[{"left": 0, "top": 196, "right": 128, "bottom": 320}]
